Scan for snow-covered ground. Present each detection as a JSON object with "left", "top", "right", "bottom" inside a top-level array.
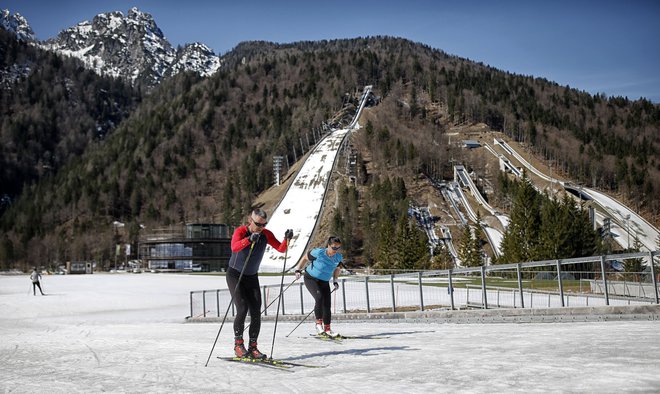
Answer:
[{"left": 2, "top": 273, "right": 659, "bottom": 393}]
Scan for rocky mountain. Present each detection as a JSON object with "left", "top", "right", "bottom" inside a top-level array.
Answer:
[
  {"left": 165, "top": 42, "right": 220, "bottom": 78},
  {"left": 38, "top": 7, "right": 221, "bottom": 87},
  {"left": 1, "top": 16, "right": 658, "bottom": 270},
  {"left": 0, "top": 9, "right": 35, "bottom": 41}
]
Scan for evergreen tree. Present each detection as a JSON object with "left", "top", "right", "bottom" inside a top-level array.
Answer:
[
  {"left": 430, "top": 243, "right": 454, "bottom": 270},
  {"left": 458, "top": 225, "right": 481, "bottom": 267},
  {"left": 392, "top": 215, "right": 429, "bottom": 270},
  {"left": 374, "top": 211, "right": 396, "bottom": 269},
  {"left": 500, "top": 174, "right": 540, "bottom": 263},
  {"left": 566, "top": 198, "right": 598, "bottom": 258},
  {"left": 536, "top": 194, "right": 572, "bottom": 259},
  {"left": 621, "top": 237, "right": 645, "bottom": 282}
]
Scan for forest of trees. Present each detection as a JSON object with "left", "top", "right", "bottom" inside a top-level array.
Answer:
[
  {"left": 1, "top": 34, "right": 658, "bottom": 270},
  {"left": 497, "top": 173, "right": 600, "bottom": 264},
  {"left": 0, "top": 28, "right": 140, "bottom": 212}
]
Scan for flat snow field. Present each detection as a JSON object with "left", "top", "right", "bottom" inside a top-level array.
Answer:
[{"left": 1, "top": 273, "right": 659, "bottom": 393}]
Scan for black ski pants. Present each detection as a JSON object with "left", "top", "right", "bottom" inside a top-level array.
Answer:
[
  {"left": 226, "top": 268, "right": 262, "bottom": 341},
  {"left": 304, "top": 272, "right": 332, "bottom": 325},
  {"left": 32, "top": 281, "right": 44, "bottom": 295}
]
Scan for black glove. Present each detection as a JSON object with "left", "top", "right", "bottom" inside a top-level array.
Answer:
[
  {"left": 284, "top": 229, "right": 294, "bottom": 240},
  {"left": 249, "top": 232, "right": 260, "bottom": 243},
  {"left": 333, "top": 281, "right": 339, "bottom": 290},
  {"left": 295, "top": 269, "right": 303, "bottom": 280}
]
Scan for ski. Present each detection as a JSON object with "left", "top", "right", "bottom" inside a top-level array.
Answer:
[
  {"left": 218, "top": 356, "right": 325, "bottom": 370},
  {"left": 273, "top": 359, "right": 327, "bottom": 368},
  {"left": 310, "top": 334, "right": 389, "bottom": 341},
  {"left": 310, "top": 333, "right": 344, "bottom": 342},
  {"left": 334, "top": 335, "right": 390, "bottom": 340},
  {"left": 218, "top": 356, "right": 294, "bottom": 371}
]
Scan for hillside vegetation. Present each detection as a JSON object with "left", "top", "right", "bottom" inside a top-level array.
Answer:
[{"left": 1, "top": 36, "right": 658, "bottom": 269}]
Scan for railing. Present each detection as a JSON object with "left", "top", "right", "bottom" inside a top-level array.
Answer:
[{"left": 188, "top": 251, "right": 660, "bottom": 319}]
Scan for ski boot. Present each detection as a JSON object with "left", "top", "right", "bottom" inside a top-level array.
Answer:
[
  {"left": 315, "top": 319, "right": 324, "bottom": 335},
  {"left": 323, "top": 324, "right": 339, "bottom": 338},
  {"left": 234, "top": 337, "right": 248, "bottom": 358},
  {"left": 248, "top": 339, "right": 267, "bottom": 360}
]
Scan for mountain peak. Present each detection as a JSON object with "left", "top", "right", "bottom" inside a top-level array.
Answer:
[
  {"left": 41, "top": 8, "right": 219, "bottom": 87},
  {"left": 0, "top": 9, "right": 36, "bottom": 41}
]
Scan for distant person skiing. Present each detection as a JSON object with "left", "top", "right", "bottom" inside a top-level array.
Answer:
[
  {"left": 30, "top": 267, "right": 44, "bottom": 296},
  {"left": 294, "top": 236, "right": 344, "bottom": 338},
  {"left": 227, "top": 208, "right": 292, "bottom": 359}
]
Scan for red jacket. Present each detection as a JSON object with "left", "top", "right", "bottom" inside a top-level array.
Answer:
[{"left": 228, "top": 225, "right": 287, "bottom": 274}]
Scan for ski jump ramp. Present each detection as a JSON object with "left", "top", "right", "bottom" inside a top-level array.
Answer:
[
  {"left": 259, "top": 86, "right": 372, "bottom": 272},
  {"left": 494, "top": 138, "right": 659, "bottom": 252}
]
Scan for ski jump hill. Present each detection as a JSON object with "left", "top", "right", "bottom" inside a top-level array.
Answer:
[
  {"left": 491, "top": 138, "right": 660, "bottom": 252},
  {"left": 259, "top": 86, "right": 372, "bottom": 272}
]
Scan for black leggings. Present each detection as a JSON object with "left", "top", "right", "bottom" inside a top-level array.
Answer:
[
  {"left": 32, "top": 281, "right": 43, "bottom": 295},
  {"left": 226, "top": 268, "right": 262, "bottom": 340},
  {"left": 304, "top": 272, "right": 332, "bottom": 325}
]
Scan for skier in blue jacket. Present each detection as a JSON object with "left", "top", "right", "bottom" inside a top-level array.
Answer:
[{"left": 294, "top": 236, "right": 343, "bottom": 337}]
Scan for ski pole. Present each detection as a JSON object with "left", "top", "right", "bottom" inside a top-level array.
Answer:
[
  {"left": 285, "top": 287, "right": 337, "bottom": 338},
  {"left": 204, "top": 242, "right": 255, "bottom": 367},
  {"left": 268, "top": 243, "right": 289, "bottom": 359},
  {"left": 243, "top": 275, "right": 299, "bottom": 334}
]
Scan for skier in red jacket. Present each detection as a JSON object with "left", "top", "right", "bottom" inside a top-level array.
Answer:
[{"left": 227, "top": 208, "right": 293, "bottom": 359}]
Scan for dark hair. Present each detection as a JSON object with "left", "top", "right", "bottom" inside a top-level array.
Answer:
[
  {"left": 327, "top": 236, "right": 341, "bottom": 245},
  {"left": 252, "top": 208, "right": 268, "bottom": 220}
]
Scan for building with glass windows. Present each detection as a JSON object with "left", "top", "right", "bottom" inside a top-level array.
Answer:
[{"left": 139, "top": 224, "right": 232, "bottom": 272}]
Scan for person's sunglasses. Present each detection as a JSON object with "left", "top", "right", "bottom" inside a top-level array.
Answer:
[
  {"left": 331, "top": 246, "right": 341, "bottom": 250},
  {"left": 253, "top": 221, "right": 267, "bottom": 228}
]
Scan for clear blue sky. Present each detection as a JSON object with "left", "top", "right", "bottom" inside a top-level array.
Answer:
[{"left": 3, "top": 0, "right": 659, "bottom": 102}]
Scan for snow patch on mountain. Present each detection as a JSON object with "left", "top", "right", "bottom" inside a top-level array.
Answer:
[
  {"left": 0, "top": 9, "right": 35, "bottom": 41},
  {"left": 38, "top": 7, "right": 220, "bottom": 86}
]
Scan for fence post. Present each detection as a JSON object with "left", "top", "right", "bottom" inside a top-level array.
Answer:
[
  {"left": 365, "top": 276, "right": 371, "bottom": 313},
  {"left": 466, "top": 286, "right": 470, "bottom": 306},
  {"left": 516, "top": 263, "right": 525, "bottom": 308},
  {"left": 190, "top": 291, "right": 193, "bottom": 318},
  {"left": 390, "top": 274, "right": 396, "bottom": 312},
  {"left": 556, "top": 259, "right": 565, "bottom": 307},
  {"left": 448, "top": 269, "right": 455, "bottom": 310},
  {"left": 281, "top": 289, "right": 286, "bottom": 315},
  {"left": 600, "top": 255, "right": 610, "bottom": 305},
  {"left": 299, "top": 282, "right": 304, "bottom": 314},
  {"left": 216, "top": 290, "right": 220, "bottom": 317},
  {"left": 513, "top": 289, "right": 516, "bottom": 308},
  {"left": 202, "top": 290, "right": 207, "bottom": 317},
  {"left": 341, "top": 279, "right": 347, "bottom": 313},
  {"left": 480, "top": 265, "right": 488, "bottom": 309},
  {"left": 650, "top": 252, "right": 659, "bottom": 304},
  {"left": 262, "top": 286, "right": 268, "bottom": 316},
  {"left": 418, "top": 272, "right": 425, "bottom": 311}
]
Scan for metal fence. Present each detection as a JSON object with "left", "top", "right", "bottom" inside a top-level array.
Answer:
[{"left": 189, "top": 251, "right": 660, "bottom": 319}]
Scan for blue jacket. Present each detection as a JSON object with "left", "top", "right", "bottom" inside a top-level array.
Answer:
[{"left": 305, "top": 247, "right": 343, "bottom": 281}]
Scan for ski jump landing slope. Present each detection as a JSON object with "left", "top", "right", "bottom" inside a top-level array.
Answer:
[
  {"left": 453, "top": 165, "right": 505, "bottom": 257},
  {"left": 259, "top": 86, "right": 372, "bottom": 272},
  {"left": 493, "top": 138, "right": 660, "bottom": 252}
]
